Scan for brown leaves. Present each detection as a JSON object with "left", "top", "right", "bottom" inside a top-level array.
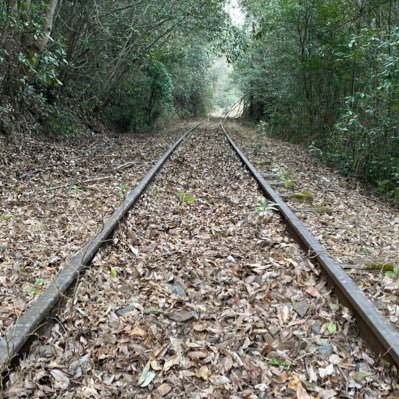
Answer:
[
  {"left": 187, "top": 351, "right": 207, "bottom": 360},
  {"left": 166, "top": 310, "right": 198, "bottom": 322},
  {"left": 306, "top": 286, "right": 321, "bottom": 298},
  {"left": 195, "top": 366, "right": 211, "bottom": 380},
  {"left": 277, "top": 305, "right": 290, "bottom": 324},
  {"left": 230, "top": 122, "right": 399, "bottom": 332},
  {"left": 3, "top": 124, "right": 395, "bottom": 398},
  {"left": 0, "top": 127, "right": 184, "bottom": 334},
  {"left": 157, "top": 383, "right": 172, "bottom": 396},
  {"left": 50, "top": 369, "right": 70, "bottom": 390},
  {"left": 295, "top": 384, "right": 311, "bottom": 399},
  {"left": 224, "top": 354, "right": 234, "bottom": 372},
  {"left": 129, "top": 324, "right": 148, "bottom": 339}
]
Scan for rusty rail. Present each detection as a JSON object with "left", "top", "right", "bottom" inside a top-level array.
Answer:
[
  {"left": 0, "top": 123, "right": 201, "bottom": 371},
  {"left": 221, "top": 122, "right": 399, "bottom": 366}
]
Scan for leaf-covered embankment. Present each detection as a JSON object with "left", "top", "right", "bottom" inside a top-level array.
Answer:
[
  {"left": 226, "top": 121, "right": 399, "bottom": 330},
  {"left": 0, "top": 124, "right": 194, "bottom": 334},
  {"left": 4, "top": 124, "right": 397, "bottom": 398}
]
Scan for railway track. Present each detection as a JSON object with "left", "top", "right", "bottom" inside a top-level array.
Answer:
[{"left": 1, "top": 123, "right": 399, "bottom": 397}]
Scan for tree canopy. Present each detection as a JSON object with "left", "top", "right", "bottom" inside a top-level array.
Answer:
[
  {"left": 1, "top": 0, "right": 398, "bottom": 198},
  {"left": 0, "top": 0, "right": 234, "bottom": 132}
]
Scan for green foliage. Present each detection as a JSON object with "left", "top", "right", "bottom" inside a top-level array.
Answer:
[
  {"left": 0, "top": 2, "right": 68, "bottom": 135},
  {"left": 46, "top": 106, "right": 82, "bottom": 136},
  {"left": 256, "top": 197, "right": 278, "bottom": 214},
  {"left": 167, "top": 44, "right": 215, "bottom": 118},
  {"left": 210, "top": 57, "right": 242, "bottom": 116},
  {"left": 178, "top": 192, "right": 196, "bottom": 205},
  {"left": 31, "top": 277, "right": 46, "bottom": 296},
  {"left": 116, "top": 183, "right": 130, "bottom": 198},
  {"left": 255, "top": 120, "right": 270, "bottom": 136},
  {"left": 386, "top": 267, "right": 399, "bottom": 278},
  {"left": 69, "top": 185, "right": 81, "bottom": 194},
  {"left": 1, "top": 0, "right": 233, "bottom": 135},
  {"left": 105, "top": 60, "right": 175, "bottom": 131},
  {"left": 269, "top": 358, "right": 292, "bottom": 370},
  {"left": 359, "top": 247, "right": 370, "bottom": 255},
  {"left": 234, "top": 0, "right": 399, "bottom": 200},
  {"left": 327, "top": 322, "right": 337, "bottom": 335},
  {"left": 110, "top": 267, "right": 118, "bottom": 278},
  {"left": 56, "top": 0, "right": 231, "bottom": 129},
  {"left": 272, "top": 166, "right": 295, "bottom": 189},
  {"left": 144, "top": 60, "right": 174, "bottom": 123}
]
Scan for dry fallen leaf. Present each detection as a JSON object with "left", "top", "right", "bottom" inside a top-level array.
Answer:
[
  {"left": 188, "top": 351, "right": 207, "bottom": 360},
  {"left": 167, "top": 310, "right": 198, "bottom": 322},
  {"left": 319, "top": 364, "right": 335, "bottom": 379},
  {"left": 50, "top": 369, "right": 70, "bottom": 390},
  {"left": 163, "top": 356, "right": 180, "bottom": 372},
  {"left": 193, "top": 322, "right": 207, "bottom": 332},
  {"left": 276, "top": 371, "right": 288, "bottom": 384},
  {"left": 150, "top": 360, "right": 163, "bottom": 371},
  {"left": 224, "top": 354, "right": 233, "bottom": 371},
  {"left": 296, "top": 383, "right": 311, "bottom": 399},
  {"left": 157, "top": 383, "right": 172, "bottom": 397},
  {"left": 288, "top": 374, "right": 301, "bottom": 391},
  {"left": 278, "top": 305, "right": 290, "bottom": 324},
  {"left": 307, "top": 365, "right": 318, "bottom": 382},
  {"left": 210, "top": 375, "right": 230, "bottom": 386},
  {"left": 318, "top": 389, "right": 338, "bottom": 399},
  {"left": 129, "top": 325, "right": 147, "bottom": 338},
  {"left": 3, "top": 124, "right": 397, "bottom": 398},
  {"left": 306, "top": 287, "right": 321, "bottom": 298},
  {"left": 137, "top": 362, "right": 156, "bottom": 387},
  {"left": 195, "top": 366, "right": 210, "bottom": 380}
]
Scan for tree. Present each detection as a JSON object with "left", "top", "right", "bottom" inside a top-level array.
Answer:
[
  {"left": 0, "top": 0, "right": 233, "bottom": 133},
  {"left": 234, "top": 0, "right": 399, "bottom": 199}
]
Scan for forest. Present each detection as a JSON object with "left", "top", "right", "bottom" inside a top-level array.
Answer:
[
  {"left": 1, "top": 2, "right": 399, "bottom": 397},
  {"left": 235, "top": 0, "right": 399, "bottom": 201},
  {"left": 0, "top": 0, "right": 239, "bottom": 132},
  {"left": 0, "top": 0, "right": 398, "bottom": 199}
]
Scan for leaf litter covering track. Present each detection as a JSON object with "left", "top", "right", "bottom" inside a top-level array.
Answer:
[
  {"left": 0, "top": 125, "right": 189, "bottom": 335},
  {"left": 4, "top": 125, "right": 398, "bottom": 398},
  {"left": 224, "top": 122, "right": 399, "bottom": 329}
]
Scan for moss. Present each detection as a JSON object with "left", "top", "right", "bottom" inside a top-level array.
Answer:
[
  {"left": 283, "top": 178, "right": 296, "bottom": 189},
  {"left": 290, "top": 191, "right": 314, "bottom": 203},
  {"left": 307, "top": 205, "right": 333, "bottom": 214},
  {"left": 257, "top": 160, "right": 272, "bottom": 166},
  {"left": 365, "top": 262, "right": 395, "bottom": 272}
]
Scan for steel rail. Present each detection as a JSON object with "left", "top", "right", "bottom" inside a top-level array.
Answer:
[
  {"left": 0, "top": 123, "right": 201, "bottom": 371},
  {"left": 221, "top": 123, "right": 399, "bottom": 366}
]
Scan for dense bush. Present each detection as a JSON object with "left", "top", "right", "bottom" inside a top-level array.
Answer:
[{"left": 235, "top": 0, "right": 399, "bottom": 200}]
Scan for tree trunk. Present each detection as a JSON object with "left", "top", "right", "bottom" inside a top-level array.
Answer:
[{"left": 36, "top": 0, "right": 59, "bottom": 54}]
